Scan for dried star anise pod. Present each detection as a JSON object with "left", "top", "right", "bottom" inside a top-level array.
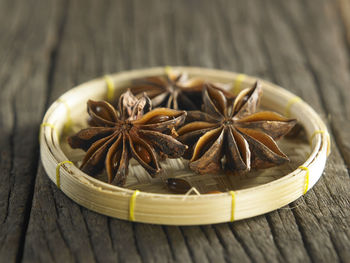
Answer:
[
  {"left": 177, "top": 82, "right": 297, "bottom": 174},
  {"left": 130, "top": 69, "right": 234, "bottom": 110},
  {"left": 68, "top": 90, "right": 187, "bottom": 186}
]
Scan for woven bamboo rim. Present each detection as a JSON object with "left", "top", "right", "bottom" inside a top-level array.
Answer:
[{"left": 40, "top": 67, "right": 330, "bottom": 225}]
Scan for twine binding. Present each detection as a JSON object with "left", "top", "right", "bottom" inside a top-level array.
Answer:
[
  {"left": 299, "top": 166, "right": 309, "bottom": 195},
  {"left": 129, "top": 190, "right": 140, "bottom": 221},
  {"left": 229, "top": 191, "right": 235, "bottom": 222},
  {"left": 56, "top": 161, "right": 73, "bottom": 189},
  {"left": 164, "top": 65, "right": 172, "bottom": 75},
  {"left": 39, "top": 122, "right": 58, "bottom": 141},
  {"left": 285, "top": 96, "right": 302, "bottom": 118},
  {"left": 181, "top": 187, "right": 201, "bottom": 201},
  {"left": 104, "top": 75, "right": 115, "bottom": 101},
  {"left": 309, "top": 130, "right": 331, "bottom": 157},
  {"left": 233, "top": 74, "right": 246, "bottom": 95},
  {"left": 309, "top": 130, "right": 325, "bottom": 145},
  {"left": 325, "top": 134, "right": 331, "bottom": 157}
]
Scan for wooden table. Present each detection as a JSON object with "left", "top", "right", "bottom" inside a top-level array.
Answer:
[{"left": 1, "top": 0, "right": 349, "bottom": 262}]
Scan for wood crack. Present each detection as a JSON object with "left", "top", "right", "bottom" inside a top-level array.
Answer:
[
  {"left": 247, "top": 2, "right": 320, "bottom": 257},
  {"left": 254, "top": 29, "right": 278, "bottom": 84},
  {"left": 179, "top": 227, "right": 197, "bottom": 263},
  {"left": 199, "top": 225, "right": 226, "bottom": 263},
  {"left": 209, "top": 226, "right": 229, "bottom": 263},
  {"left": 131, "top": 223, "right": 144, "bottom": 263},
  {"left": 3, "top": 98, "right": 16, "bottom": 226},
  {"left": 14, "top": 101, "right": 38, "bottom": 263},
  {"left": 276, "top": 0, "right": 350, "bottom": 173},
  {"left": 335, "top": 0, "right": 350, "bottom": 67},
  {"left": 211, "top": 225, "right": 240, "bottom": 263},
  {"left": 16, "top": 1, "right": 70, "bottom": 261},
  {"left": 107, "top": 218, "right": 121, "bottom": 263},
  {"left": 228, "top": 224, "right": 254, "bottom": 263},
  {"left": 45, "top": 0, "right": 69, "bottom": 106},
  {"left": 50, "top": 185, "right": 73, "bottom": 261},
  {"left": 161, "top": 226, "right": 176, "bottom": 262},
  {"left": 79, "top": 208, "right": 98, "bottom": 263},
  {"left": 16, "top": 1, "right": 68, "bottom": 262},
  {"left": 38, "top": 220, "right": 57, "bottom": 263},
  {"left": 0, "top": 98, "right": 16, "bottom": 252},
  {"left": 216, "top": 0, "right": 244, "bottom": 70},
  {"left": 264, "top": 214, "right": 287, "bottom": 262},
  {"left": 288, "top": 204, "right": 315, "bottom": 263}
]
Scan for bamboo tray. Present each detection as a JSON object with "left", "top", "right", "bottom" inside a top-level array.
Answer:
[{"left": 40, "top": 67, "right": 330, "bottom": 225}]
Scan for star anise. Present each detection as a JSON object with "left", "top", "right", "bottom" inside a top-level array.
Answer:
[
  {"left": 177, "top": 82, "right": 297, "bottom": 174},
  {"left": 130, "top": 69, "right": 234, "bottom": 110},
  {"left": 68, "top": 90, "right": 187, "bottom": 186}
]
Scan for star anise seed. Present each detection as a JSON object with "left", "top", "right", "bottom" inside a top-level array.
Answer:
[
  {"left": 130, "top": 69, "right": 235, "bottom": 110},
  {"left": 68, "top": 90, "right": 188, "bottom": 186},
  {"left": 177, "top": 82, "right": 297, "bottom": 174},
  {"left": 166, "top": 178, "right": 192, "bottom": 194}
]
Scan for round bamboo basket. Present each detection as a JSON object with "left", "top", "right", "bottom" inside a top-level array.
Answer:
[{"left": 40, "top": 67, "right": 330, "bottom": 225}]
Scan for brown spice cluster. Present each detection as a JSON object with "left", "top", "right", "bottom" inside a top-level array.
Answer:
[
  {"left": 130, "top": 69, "right": 235, "bottom": 110},
  {"left": 68, "top": 90, "right": 187, "bottom": 186},
  {"left": 177, "top": 82, "right": 296, "bottom": 174},
  {"left": 68, "top": 70, "right": 296, "bottom": 186}
]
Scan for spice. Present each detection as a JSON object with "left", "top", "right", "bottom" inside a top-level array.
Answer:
[
  {"left": 130, "top": 69, "right": 234, "bottom": 110},
  {"left": 166, "top": 178, "right": 192, "bottom": 193},
  {"left": 68, "top": 90, "right": 187, "bottom": 186},
  {"left": 178, "top": 82, "right": 297, "bottom": 174}
]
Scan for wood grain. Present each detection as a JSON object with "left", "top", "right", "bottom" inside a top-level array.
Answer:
[
  {"left": 0, "top": 0, "right": 348, "bottom": 262},
  {"left": 0, "top": 0, "right": 64, "bottom": 261}
]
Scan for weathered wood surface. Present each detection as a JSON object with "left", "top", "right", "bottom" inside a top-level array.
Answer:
[{"left": 0, "top": 0, "right": 349, "bottom": 262}]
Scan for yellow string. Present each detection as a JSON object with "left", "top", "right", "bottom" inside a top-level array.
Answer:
[
  {"left": 129, "top": 190, "right": 140, "bottom": 221},
  {"left": 104, "top": 75, "right": 115, "bottom": 102},
  {"left": 229, "top": 191, "right": 235, "bottom": 222},
  {"left": 39, "top": 122, "right": 58, "bottom": 142},
  {"left": 232, "top": 74, "right": 246, "bottom": 95},
  {"left": 57, "top": 98, "right": 73, "bottom": 133},
  {"left": 55, "top": 161, "right": 73, "bottom": 189},
  {"left": 40, "top": 122, "right": 56, "bottom": 135},
  {"left": 299, "top": 166, "right": 309, "bottom": 195},
  {"left": 325, "top": 133, "right": 331, "bottom": 157},
  {"left": 164, "top": 65, "right": 172, "bottom": 75},
  {"left": 309, "top": 130, "right": 325, "bottom": 146},
  {"left": 309, "top": 130, "right": 331, "bottom": 157},
  {"left": 285, "top": 96, "right": 302, "bottom": 118},
  {"left": 41, "top": 122, "right": 56, "bottom": 130}
]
